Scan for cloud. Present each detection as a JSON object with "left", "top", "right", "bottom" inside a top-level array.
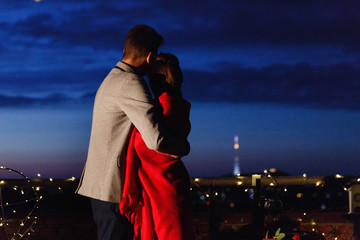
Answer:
[
  {"left": 160, "top": 1, "right": 360, "bottom": 50},
  {"left": 4, "top": 4, "right": 129, "bottom": 51},
  {"left": 0, "top": 93, "right": 72, "bottom": 107},
  {"left": 80, "top": 91, "right": 96, "bottom": 100},
  {"left": 3, "top": 1, "right": 359, "bottom": 51},
  {"left": 1, "top": 59, "right": 359, "bottom": 110},
  {"left": 182, "top": 61, "right": 360, "bottom": 110},
  {"left": 0, "top": 68, "right": 107, "bottom": 95},
  {"left": 1, "top": 1, "right": 359, "bottom": 110},
  {"left": 0, "top": 94, "right": 35, "bottom": 106}
]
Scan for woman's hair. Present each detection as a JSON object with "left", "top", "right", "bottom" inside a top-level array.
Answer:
[{"left": 154, "top": 53, "right": 183, "bottom": 91}]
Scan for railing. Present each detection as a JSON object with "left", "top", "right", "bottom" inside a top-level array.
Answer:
[
  {"left": 1, "top": 175, "right": 359, "bottom": 188},
  {"left": 1, "top": 174, "right": 360, "bottom": 239}
]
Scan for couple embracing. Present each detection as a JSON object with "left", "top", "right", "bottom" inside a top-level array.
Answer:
[{"left": 76, "top": 25, "right": 195, "bottom": 240}]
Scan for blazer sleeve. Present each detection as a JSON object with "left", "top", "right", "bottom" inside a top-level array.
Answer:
[{"left": 115, "top": 74, "right": 190, "bottom": 156}]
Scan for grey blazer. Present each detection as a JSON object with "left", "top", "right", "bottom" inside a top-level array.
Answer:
[{"left": 76, "top": 61, "right": 189, "bottom": 203}]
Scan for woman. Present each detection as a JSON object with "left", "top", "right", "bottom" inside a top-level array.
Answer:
[{"left": 119, "top": 53, "right": 195, "bottom": 240}]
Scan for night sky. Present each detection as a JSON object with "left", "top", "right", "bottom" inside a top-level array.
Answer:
[{"left": 1, "top": 0, "right": 359, "bottom": 178}]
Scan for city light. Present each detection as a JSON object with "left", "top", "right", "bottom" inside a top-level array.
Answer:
[
  {"left": 0, "top": 165, "right": 357, "bottom": 239},
  {"left": 233, "top": 135, "right": 239, "bottom": 150},
  {"left": 233, "top": 135, "right": 240, "bottom": 176},
  {"left": 66, "top": 177, "right": 76, "bottom": 181}
]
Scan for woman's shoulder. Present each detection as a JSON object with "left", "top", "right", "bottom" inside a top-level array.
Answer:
[
  {"left": 159, "top": 92, "right": 191, "bottom": 115},
  {"left": 159, "top": 92, "right": 190, "bottom": 105}
]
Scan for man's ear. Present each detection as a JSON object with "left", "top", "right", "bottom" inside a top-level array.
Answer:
[{"left": 146, "top": 52, "right": 153, "bottom": 64}]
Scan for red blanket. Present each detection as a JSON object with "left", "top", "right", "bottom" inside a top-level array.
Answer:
[{"left": 119, "top": 92, "right": 194, "bottom": 240}]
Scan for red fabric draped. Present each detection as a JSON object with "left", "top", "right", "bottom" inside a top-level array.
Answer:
[{"left": 119, "top": 92, "right": 195, "bottom": 240}]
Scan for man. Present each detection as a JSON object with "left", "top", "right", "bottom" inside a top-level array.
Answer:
[{"left": 76, "top": 25, "right": 190, "bottom": 240}]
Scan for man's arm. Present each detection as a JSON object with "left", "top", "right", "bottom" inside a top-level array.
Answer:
[{"left": 117, "top": 74, "right": 190, "bottom": 157}]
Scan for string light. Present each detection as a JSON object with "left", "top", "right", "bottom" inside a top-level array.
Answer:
[
  {"left": 0, "top": 166, "right": 42, "bottom": 240},
  {"left": 15, "top": 170, "right": 340, "bottom": 238},
  {"left": 70, "top": 177, "right": 76, "bottom": 181}
]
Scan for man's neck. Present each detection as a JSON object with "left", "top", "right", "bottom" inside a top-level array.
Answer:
[
  {"left": 122, "top": 57, "right": 146, "bottom": 69},
  {"left": 121, "top": 59, "right": 147, "bottom": 76}
]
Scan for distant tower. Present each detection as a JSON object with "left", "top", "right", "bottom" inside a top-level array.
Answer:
[{"left": 233, "top": 135, "right": 240, "bottom": 176}]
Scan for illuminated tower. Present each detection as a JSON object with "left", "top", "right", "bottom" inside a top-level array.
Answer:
[{"left": 233, "top": 135, "right": 240, "bottom": 176}]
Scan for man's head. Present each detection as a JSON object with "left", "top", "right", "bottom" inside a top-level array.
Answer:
[{"left": 122, "top": 25, "right": 163, "bottom": 69}]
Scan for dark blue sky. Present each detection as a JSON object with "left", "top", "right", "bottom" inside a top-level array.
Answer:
[{"left": 0, "top": 0, "right": 359, "bottom": 178}]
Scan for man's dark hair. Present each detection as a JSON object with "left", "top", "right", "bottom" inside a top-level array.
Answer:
[{"left": 124, "top": 25, "right": 163, "bottom": 59}]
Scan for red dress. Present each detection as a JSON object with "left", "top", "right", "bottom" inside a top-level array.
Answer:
[{"left": 119, "top": 92, "right": 194, "bottom": 240}]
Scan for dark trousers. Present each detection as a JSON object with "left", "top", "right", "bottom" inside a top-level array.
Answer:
[{"left": 90, "top": 198, "right": 133, "bottom": 240}]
